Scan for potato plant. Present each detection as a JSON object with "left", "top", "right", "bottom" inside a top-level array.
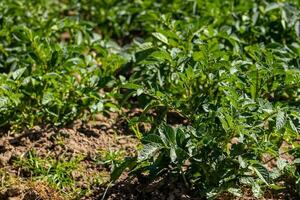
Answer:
[{"left": 0, "top": 0, "right": 299, "bottom": 199}]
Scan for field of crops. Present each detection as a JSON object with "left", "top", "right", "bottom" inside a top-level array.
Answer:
[{"left": 0, "top": 0, "right": 300, "bottom": 199}]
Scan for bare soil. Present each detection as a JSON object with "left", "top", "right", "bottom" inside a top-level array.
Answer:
[
  {"left": 0, "top": 112, "right": 137, "bottom": 200},
  {"left": 0, "top": 111, "right": 196, "bottom": 200}
]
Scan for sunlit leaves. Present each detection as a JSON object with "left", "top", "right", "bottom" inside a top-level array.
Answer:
[
  {"left": 152, "top": 32, "right": 169, "bottom": 45},
  {"left": 1, "top": 0, "right": 300, "bottom": 199}
]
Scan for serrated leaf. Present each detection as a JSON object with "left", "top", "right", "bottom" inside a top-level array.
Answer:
[
  {"left": 289, "top": 120, "right": 299, "bottom": 134},
  {"left": 0, "top": 96, "right": 9, "bottom": 109},
  {"left": 277, "top": 159, "right": 287, "bottom": 171},
  {"left": 270, "top": 168, "right": 281, "bottom": 179},
  {"left": 238, "top": 156, "right": 247, "bottom": 168},
  {"left": 89, "top": 75, "right": 99, "bottom": 87},
  {"left": 252, "top": 182, "right": 263, "bottom": 198},
  {"left": 136, "top": 42, "right": 153, "bottom": 52},
  {"left": 251, "top": 164, "right": 270, "bottom": 185},
  {"left": 240, "top": 177, "right": 255, "bottom": 185},
  {"left": 276, "top": 111, "right": 286, "bottom": 130}
]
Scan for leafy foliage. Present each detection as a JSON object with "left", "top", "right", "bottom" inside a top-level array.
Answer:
[{"left": 0, "top": 0, "right": 300, "bottom": 199}]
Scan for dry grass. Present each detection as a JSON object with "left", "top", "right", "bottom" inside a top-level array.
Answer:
[{"left": 0, "top": 169, "right": 64, "bottom": 200}]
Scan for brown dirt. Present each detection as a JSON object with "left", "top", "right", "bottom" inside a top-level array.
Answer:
[
  {"left": 0, "top": 112, "right": 140, "bottom": 200},
  {"left": 94, "top": 176, "right": 196, "bottom": 200},
  {"left": 0, "top": 179, "right": 64, "bottom": 200}
]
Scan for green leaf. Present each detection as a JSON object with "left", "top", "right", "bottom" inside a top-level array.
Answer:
[
  {"left": 135, "top": 42, "right": 153, "bottom": 52},
  {"left": 136, "top": 88, "right": 144, "bottom": 96},
  {"left": 42, "top": 92, "right": 54, "bottom": 105},
  {"left": 0, "top": 96, "right": 10, "bottom": 109},
  {"left": 49, "top": 51, "right": 58, "bottom": 67},
  {"left": 276, "top": 111, "right": 286, "bottom": 130},
  {"left": 228, "top": 188, "right": 242, "bottom": 197},
  {"left": 11, "top": 67, "right": 26, "bottom": 80},
  {"left": 240, "top": 177, "right": 255, "bottom": 185},
  {"left": 176, "top": 128, "right": 188, "bottom": 146},
  {"left": 252, "top": 182, "right": 263, "bottom": 198},
  {"left": 149, "top": 50, "right": 172, "bottom": 62},
  {"left": 250, "top": 164, "right": 271, "bottom": 185},
  {"left": 289, "top": 120, "right": 298, "bottom": 134},
  {"left": 276, "top": 159, "right": 287, "bottom": 171},
  {"left": 122, "top": 83, "right": 142, "bottom": 90},
  {"left": 295, "top": 21, "right": 300, "bottom": 37},
  {"left": 293, "top": 158, "right": 300, "bottom": 164},
  {"left": 170, "top": 147, "right": 176, "bottom": 163},
  {"left": 152, "top": 32, "right": 168, "bottom": 45},
  {"left": 110, "top": 158, "right": 137, "bottom": 182},
  {"left": 91, "top": 101, "right": 103, "bottom": 112},
  {"left": 265, "top": 3, "right": 281, "bottom": 13},
  {"left": 138, "top": 143, "right": 162, "bottom": 161},
  {"left": 238, "top": 156, "right": 247, "bottom": 169},
  {"left": 29, "top": 52, "right": 41, "bottom": 63},
  {"left": 159, "top": 125, "right": 176, "bottom": 146},
  {"left": 142, "top": 134, "right": 164, "bottom": 145},
  {"left": 269, "top": 184, "right": 285, "bottom": 190},
  {"left": 89, "top": 75, "right": 100, "bottom": 87},
  {"left": 175, "top": 147, "right": 189, "bottom": 164}
]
